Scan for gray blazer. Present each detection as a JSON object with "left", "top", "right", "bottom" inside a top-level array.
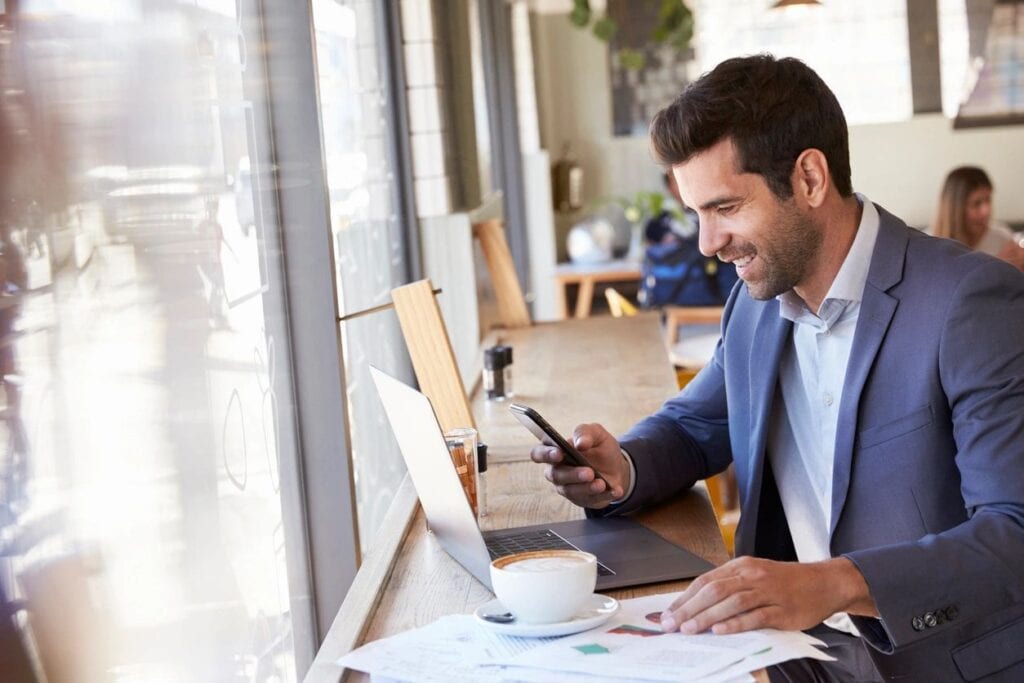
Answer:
[{"left": 606, "top": 205, "right": 1024, "bottom": 681}]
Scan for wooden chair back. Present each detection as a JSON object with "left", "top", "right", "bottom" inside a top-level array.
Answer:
[
  {"left": 391, "top": 279, "right": 476, "bottom": 434},
  {"left": 664, "top": 305, "right": 725, "bottom": 346},
  {"left": 471, "top": 219, "right": 531, "bottom": 329},
  {"left": 604, "top": 287, "right": 638, "bottom": 318},
  {"left": 666, "top": 305, "right": 738, "bottom": 554},
  {"left": 664, "top": 305, "right": 725, "bottom": 385}
]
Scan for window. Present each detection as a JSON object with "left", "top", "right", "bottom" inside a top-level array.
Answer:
[
  {"left": 692, "top": 0, "right": 914, "bottom": 125},
  {"left": 0, "top": 0, "right": 313, "bottom": 678},
  {"left": 312, "top": 0, "right": 414, "bottom": 554},
  {"left": 938, "top": 0, "right": 970, "bottom": 118}
]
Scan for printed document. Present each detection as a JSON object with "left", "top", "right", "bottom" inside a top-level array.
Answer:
[{"left": 337, "top": 591, "right": 831, "bottom": 682}]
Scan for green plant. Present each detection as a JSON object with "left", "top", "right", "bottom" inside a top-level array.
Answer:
[
  {"left": 569, "top": 0, "right": 694, "bottom": 70},
  {"left": 611, "top": 190, "right": 682, "bottom": 224}
]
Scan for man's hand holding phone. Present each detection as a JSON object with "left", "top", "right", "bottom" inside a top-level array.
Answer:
[{"left": 529, "top": 422, "right": 631, "bottom": 509}]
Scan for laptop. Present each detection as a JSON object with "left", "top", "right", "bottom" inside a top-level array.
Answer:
[{"left": 369, "top": 366, "right": 714, "bottom": 591}]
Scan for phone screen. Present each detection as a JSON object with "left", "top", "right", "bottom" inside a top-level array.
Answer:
[{"left": 508, "top": 403, "right": 609, "bottom": 485}]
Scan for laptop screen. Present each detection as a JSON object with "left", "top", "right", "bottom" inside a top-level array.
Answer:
[{"left": 370, "top": 366, "right": 494, "bottom": 587}]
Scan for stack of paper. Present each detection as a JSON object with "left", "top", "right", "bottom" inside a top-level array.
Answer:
[{"left": 338, "top": 592, "right": 833, "bottom": 682}]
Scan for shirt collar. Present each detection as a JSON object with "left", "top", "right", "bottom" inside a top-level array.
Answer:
[{"left": 778, "top": 194, "right": 879, "bottom": 324}]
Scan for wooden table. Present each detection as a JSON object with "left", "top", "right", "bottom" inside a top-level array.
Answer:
[
  {"left": 473, "top": 314, "right": 678, "bottom": 464},
  {"left": 553, "top": 259, "right": 642, "bottom": 319},
  {"left": 307, "top": 314, "right": 732, "bottom": 683}
]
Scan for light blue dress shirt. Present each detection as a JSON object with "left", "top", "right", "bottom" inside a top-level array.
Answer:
[{"left": 768, "top": 195, "right": 879, "bottom": 634}]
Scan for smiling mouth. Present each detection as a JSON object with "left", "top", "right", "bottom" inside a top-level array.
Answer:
[{"left": 727, "top": 254, "right": 755, "bottom": 275}]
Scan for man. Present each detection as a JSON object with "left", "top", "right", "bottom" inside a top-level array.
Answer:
[{"left": 532, "top": 55, "right": 1024, "bottom": 682}]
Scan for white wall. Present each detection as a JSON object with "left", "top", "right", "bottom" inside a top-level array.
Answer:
[
  {"left": 522, "top": 149, "right": 560, "bottom": 321},
  {"left": 531, "top": 12, "right": 1024, "bottom": 240},
  {"left": 531, "top": 13, "right": 665, "bottom": 260},
  {"left": 848, "top": 114, "right": 1024, "bottom": 229}
]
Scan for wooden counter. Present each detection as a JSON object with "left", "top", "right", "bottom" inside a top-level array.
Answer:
[
  {"left": 473, "top": 313, "right": 676, "bottom": 465},
  {"left": 307, "top": 313, "right": 730, "bottom": 683}
]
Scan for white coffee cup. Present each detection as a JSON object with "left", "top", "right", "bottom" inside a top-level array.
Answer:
[{"left": 489, "top": 549, "right": 597, "bottom": 624}]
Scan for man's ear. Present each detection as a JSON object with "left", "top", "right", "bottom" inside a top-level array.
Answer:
[{"left": 793, "top": 149, "right": 830, "bottom": 208}]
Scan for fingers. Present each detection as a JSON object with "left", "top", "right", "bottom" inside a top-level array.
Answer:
[
  {"left": 558, "top": 482, "right": 619, "bottom": 506},
  {"left": 544, "top": 465, "right": 621, "bottom": 507},
  {"left": 663, "top": 561, "right": 731, "bottom": 613},
  {"left": 709, "top": 606, "right": 782, "bottom": 635},
  {"left": 529, "top": 444, "right": 562, "bottom": 464},
  {"left": 662, "top": 579, "right": 759, "bottom": 634},
  {"left": 658, "top": 557, "right": 832, "bottom": 635},
  {"left": 537, "top": 458, "right": 623, "bottom": 506},
  {"left": 660, "top": 559, "right": 762, "bottom": 632},
  {"left": 533, "top": 446, "right": 604, "bottom": 488},
  {"left": 660, "top": 571, "right": 737, "bottom": 631},
  {"left": 532, "top": 423, "right": 615, "bottom": 466},
  {"left": 572, "top": 422, "right": 609, "bottom": 451},
  {"left": 531, "top": 423, "right": 625, "bottom": 506},
  {"left": 544, "top": 461, "right": 594, "bottom": 485}
]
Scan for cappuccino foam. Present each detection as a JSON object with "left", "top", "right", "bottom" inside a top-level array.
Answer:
[{"left": 502, "top": 553, "right": 590, "bottom": 573}]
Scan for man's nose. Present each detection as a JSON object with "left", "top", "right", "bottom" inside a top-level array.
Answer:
[{"left": 698, "top": 218, "right": 728, "bottom": 258}]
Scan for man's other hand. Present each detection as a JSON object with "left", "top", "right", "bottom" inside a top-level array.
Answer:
[{"left": 659, "top": 556, "right": 879, "bottom": 635}]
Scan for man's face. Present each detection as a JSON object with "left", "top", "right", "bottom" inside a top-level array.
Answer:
[{"left": 672, "top": 138, "right": 822, "bottom": 301}]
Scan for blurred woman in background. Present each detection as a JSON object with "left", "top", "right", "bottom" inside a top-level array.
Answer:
[{"left": 934, "top": 166, "right": 1024, "bottom": 270}]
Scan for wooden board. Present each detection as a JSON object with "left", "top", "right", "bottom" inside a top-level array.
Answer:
[{"left": 392, "top": 279, "right": 477, "bottom": 434}]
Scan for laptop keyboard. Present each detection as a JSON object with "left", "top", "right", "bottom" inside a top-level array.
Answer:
[{"left": 485, "top": 529, "right": 614, "bottom": 576}]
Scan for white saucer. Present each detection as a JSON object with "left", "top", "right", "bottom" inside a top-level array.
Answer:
[{"left": 473, "top": 594, "right": 619, "bottom": 638}]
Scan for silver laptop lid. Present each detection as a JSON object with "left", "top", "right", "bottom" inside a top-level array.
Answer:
[{"left": 369, "top": 366, "right": 493, "bottom": 589}]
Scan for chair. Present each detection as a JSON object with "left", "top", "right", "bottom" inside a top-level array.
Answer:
[
  {"left": 471, "top": 219, "right": 531, "bottom": 329},
  {"left": 663, "top": 305, "right": 724, "bottom": 387},
  {"left": 390, "top": 279, "right": 476, "bottom": 435},
  {"left": 604, "top": 287, "right": 638, "bottom": 317},
  {"left": 666, "top": 306, "right": 738, "bottom": 554},
  {"left": 664, "top": 305, "right": 738, "bottom": 553}
]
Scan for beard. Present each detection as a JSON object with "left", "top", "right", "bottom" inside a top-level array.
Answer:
[{"left": 740, "top": 202, "right": 823, "bottom": 301}]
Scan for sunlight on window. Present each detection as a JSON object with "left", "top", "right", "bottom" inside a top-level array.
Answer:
[
  {"left": 196, "top": 0, "right": 242, "bottom": 19},
  {"left": 938, "top": 0, "right": 970, "bottom": 118},
  {"left": 693, "top": 0, "right": 913, "bottom": 125},
  {"left": 313, "top": 0, "right": 412, "bottom": 554},
  {"left": 20, "top": 0, "right": 140, "bottom": 21},
  {"left": 312, "top": 0, "right": 357, "bottom": 38},
  {"left": 1, "top": 1, "right": 300, "bottom": 679}
]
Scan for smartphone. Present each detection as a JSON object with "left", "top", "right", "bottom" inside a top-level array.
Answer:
[{"left": 508, "top": 403, "right": 610, "bottom": 487}]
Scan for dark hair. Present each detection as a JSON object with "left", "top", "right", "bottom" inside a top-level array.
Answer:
[
  {"left": 649, "top": 54, "right": 852, "bottom": 199},
  {"left": 934, "top": 166, "right": 992, "bottom": 243}
]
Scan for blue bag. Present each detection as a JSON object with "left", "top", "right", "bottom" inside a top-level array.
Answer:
[{"left": 638, "top": 235, "right": 739, "bottom": 308}]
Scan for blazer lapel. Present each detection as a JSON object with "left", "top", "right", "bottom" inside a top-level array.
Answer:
[
  {"left": 735, "top": 299, "right": 791, "bottom": 553},
  {"left": 829, "top": 206, "right": 908, "bottom": 539}
]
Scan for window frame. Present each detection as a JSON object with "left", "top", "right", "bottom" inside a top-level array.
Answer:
[
  {"left": 257, "top": 0, "right": 420, "bottom": 675},
  {"left": 257, "top": 0, "right": 363, "bottom": 668}
]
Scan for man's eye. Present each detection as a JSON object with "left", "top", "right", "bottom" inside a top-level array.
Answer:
[{"left": 717, "top": 205, "right": 736, "bottom": 215}]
